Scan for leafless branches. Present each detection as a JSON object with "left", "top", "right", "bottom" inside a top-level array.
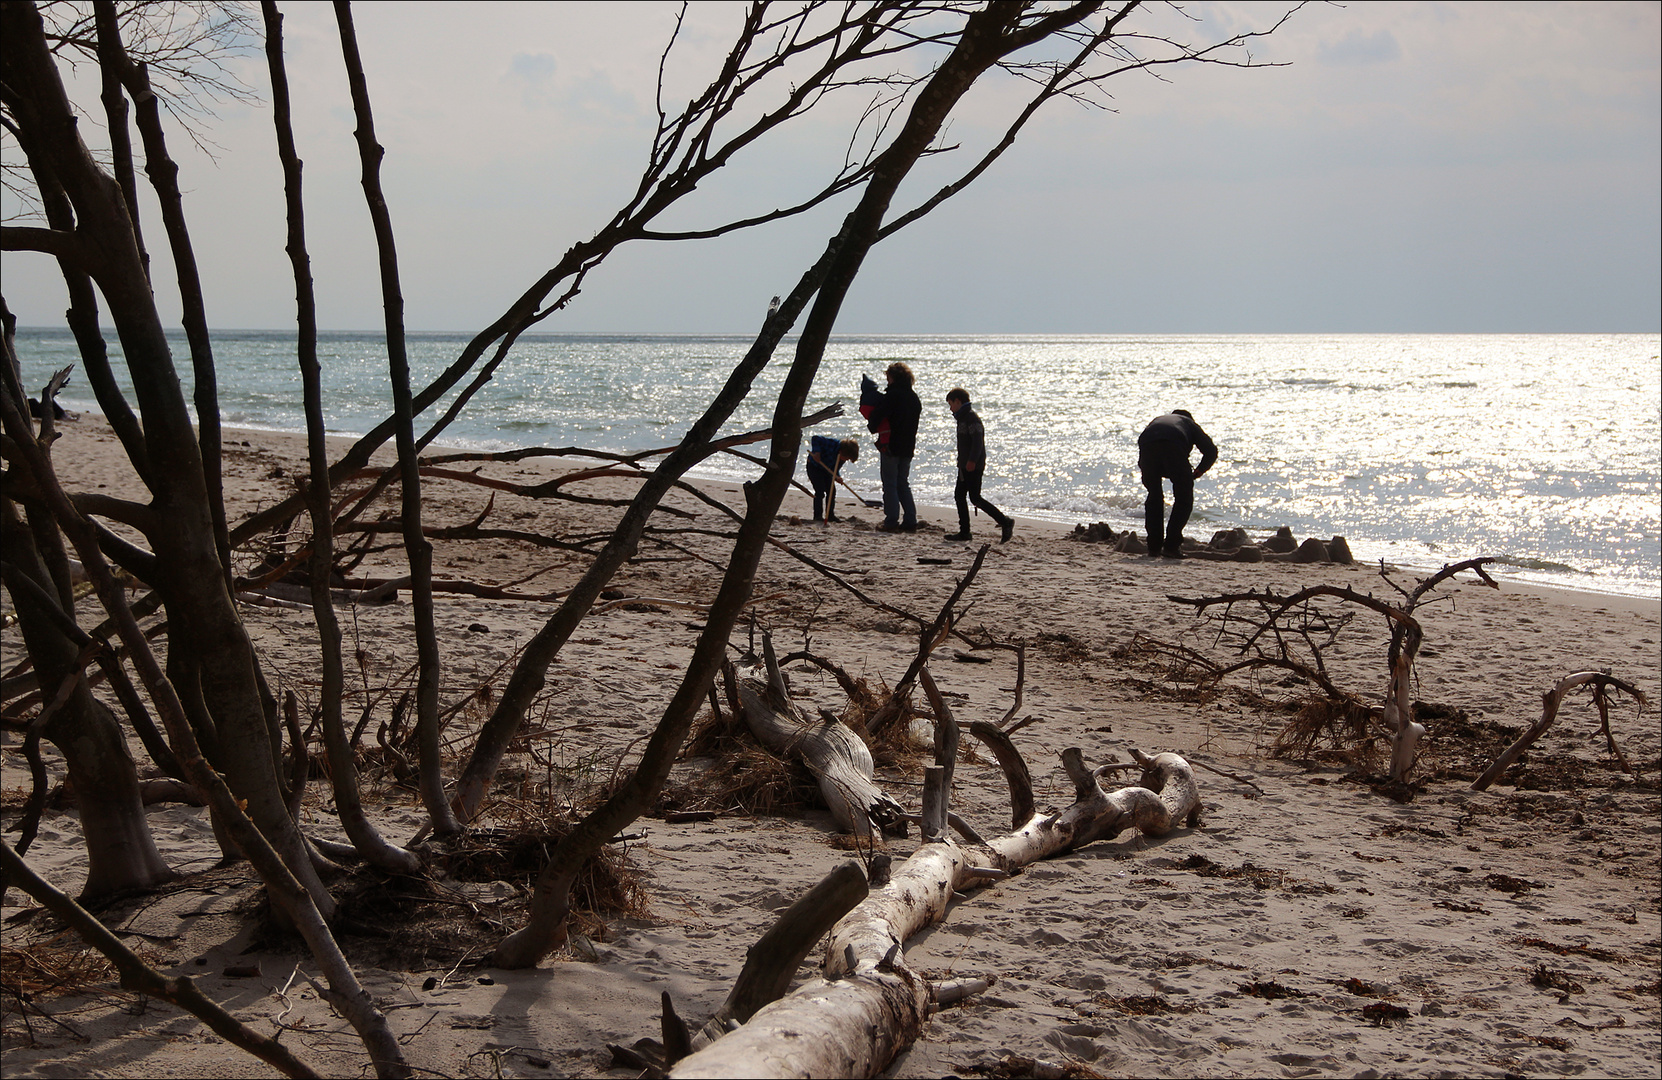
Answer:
[{"left": 1167, "top": 560, "right": 1501, "bottom": 782}]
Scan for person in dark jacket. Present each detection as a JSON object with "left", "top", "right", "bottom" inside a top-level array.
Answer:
[
  {"left": 806, "top": 435, "right": 859, "bottom": 523},
  {"left": 944, "top": 388, "right": 1013, "bottom": 543},
  {"left": 866, "top": 362, "right": 920, "bottom": 532},
  {"left": 1138, "top": 409, "right": 1218, "bottom": 558}
]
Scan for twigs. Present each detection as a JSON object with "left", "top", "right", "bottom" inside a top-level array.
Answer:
[
  {"left": 0, "top": 843, "right": 323, "bottom": 1079},
  {"left": 1188, "top": 756, "right": 1266, "bottom": 796},
  {"left": 1167, "top": 562, "right": 1504, "bottom": 783},
  {"left": 869, "top": 546, "right": 992, "bottom": 735}
]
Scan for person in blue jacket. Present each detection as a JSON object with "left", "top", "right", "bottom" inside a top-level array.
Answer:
[
  {"left": 1138, "top": 410, "right": 1218, "bottom": 558},
  {"left": 806, "top": 435, "right": 859, "bottom": 523}
]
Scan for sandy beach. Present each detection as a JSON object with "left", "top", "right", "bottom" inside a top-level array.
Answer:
[{"left": 4, "top": 414, "right": 1658, "bottom": 1079}]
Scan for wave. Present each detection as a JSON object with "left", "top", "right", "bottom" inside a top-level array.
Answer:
[{"left": 1486, "top": 555, "right": 1585, "bottom": 575}]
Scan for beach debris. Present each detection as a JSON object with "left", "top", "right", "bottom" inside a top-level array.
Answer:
[
  {"left": 667, "top": 731, "right": 1202, "bottom": 1078},
  {"left": 1094, "top": 993, "right": 1196, "bottom": 1015},
  {"left": 1241, "top": 979, "right": 1308, "bottom": 999},
  {"left": 1361, "top": 1002, "right": 1412, "bottom": 1025},
  {"left": 726, "top": 638, "right": 908, "bottom": 841},
  {"left": 1471, "top": 671, "right": 1646, "bottom": 791},
  {"left": 1165, "top": 558, "right": 1502, "bottom": 784},
  {"left": 1484, "top": 873, "right": 1546, "bottom": 895},
  {"left": 1530, "top": 965, "right": 1585, "bottom": 998}
]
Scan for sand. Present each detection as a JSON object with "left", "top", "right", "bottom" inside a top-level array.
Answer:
[{"left": 3, "top": 415, "right": 1658, "bottom": 1079}]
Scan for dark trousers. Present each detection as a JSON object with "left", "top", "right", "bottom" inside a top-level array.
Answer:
[
  {"left": 809, "top": 462, "right": 836, "bottom": 520},
  {"left": 1139, "top": 443, "right": 1193, "bottom": 553},
  {"left": 955, "top": 465, "right": 1009, "bottom": 533}
]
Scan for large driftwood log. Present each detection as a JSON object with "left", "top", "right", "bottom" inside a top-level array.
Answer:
[
  {"left": 732, "top": 671, "right": 906, "bottom": 840},
  {"left": 670, "top": 749, "right": 1201, "bottom": 1079}
]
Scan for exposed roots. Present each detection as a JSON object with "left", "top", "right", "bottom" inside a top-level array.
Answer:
[
  {"left": 668, "top": 709, "right": 823, "bottom": 817},
  {"left": 1270, "top": 696, "right": 1384, "bottom": 770}
]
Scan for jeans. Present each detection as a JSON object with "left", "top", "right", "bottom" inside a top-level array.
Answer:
[
  {"left": 879, "top": 449, "right": 915, "bottom": 528},
  {"left": 809, "top": 462, "right": 836, "bottom": 520}
]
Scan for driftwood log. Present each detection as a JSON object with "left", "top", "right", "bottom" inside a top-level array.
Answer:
[
  {"left": 669, "top": 747, "right": 1202, "bottom": 1079},
  {"left": 729, "top": 644, "right": 906, "bottom": 840}
]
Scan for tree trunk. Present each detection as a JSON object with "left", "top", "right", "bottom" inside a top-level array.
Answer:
[
  {"left": 333, "top": 0, "right": 460, "bottom": 839},
  {"left": 733, "top": 676, "right": 906, "bottom": 841},
  {"left": 260, "top": 1, "right": 419, "bottom": 872},
  {"left": 671, "top": 749, "right": 1202, "bottom": 1078},
  {"left": 1, "top": 0, "right": 336, "bottom": 918},
  {"left": 0, "top": 494, "right": 174, "bottom": 900}
]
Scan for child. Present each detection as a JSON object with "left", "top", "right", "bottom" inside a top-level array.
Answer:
[{"left": 807, "top": 436, "right": 859, "bottom": 523}]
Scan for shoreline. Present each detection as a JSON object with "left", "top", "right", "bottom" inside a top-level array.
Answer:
[
  {"left": 4, "top": 414, "right": 1659, "bottom": 1079},
  {"left": 238, "top": 419, "right": 1662, "bottom": 608}
]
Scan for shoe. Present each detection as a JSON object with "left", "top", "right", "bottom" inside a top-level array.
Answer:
[
  {"left": 1000, "top": 520, "right": 1014, "bottom": 544},
  {"left": 1162, "top": 547, "right": 1186, "bottom": 559},
  {"left": 826, "top": 514, "right": 839, "bottom": 523},
  {"left": 944, "top": 531, "right": 971, "bottom": 542},
  {"left": 875, "top": 522, "right": 901, "bottom": 533},
  {"left": 901, "top": 523, "right": 918, "bottom": 533}
]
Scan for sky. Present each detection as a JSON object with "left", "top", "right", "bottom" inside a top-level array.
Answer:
[{"left": 3, "top": 1, "right": 1658, "bottom": 334}]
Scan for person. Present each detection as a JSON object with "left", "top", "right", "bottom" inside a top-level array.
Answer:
[
  {"left": 1137, "top": 409, "right": 1217, "bottom": 559},
  {"left": 944, "top": 388, "right": 1013, "bottom": 543},
  {"left": 806, "top": 435, "right": 859, "bottom": 523},
  {"left": 864, "top": 362, "right": 920, "bottom": 533}
]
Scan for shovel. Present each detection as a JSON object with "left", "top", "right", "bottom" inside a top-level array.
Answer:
[{"left": 836, "top": 473, "right": 881, "bottom": 509}]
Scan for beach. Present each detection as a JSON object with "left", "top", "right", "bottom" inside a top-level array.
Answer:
[{"left": 3, "top": 414, "right": 1659, "bottom": 1079}]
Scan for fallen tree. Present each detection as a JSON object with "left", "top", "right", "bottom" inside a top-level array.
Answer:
[
  {"left": 730, "top": 644, "right": 908, "bottom": 841},
  {"left": 668, "top": 736, "right": 1201, "bottom": 1078},
  {"left": 1167, "top": 559, "right": 1500, "bottom": 782}
]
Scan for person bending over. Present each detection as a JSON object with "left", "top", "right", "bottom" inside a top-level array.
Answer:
[
  {"left": 806, "top": 435, "right": 859, "bottom": 523},
  {"left": 945, "top": 388, "right": 1013, "bottom": 543},
  {"left": 1137, "top": 409, "right": 1217, "bottom": 559}
]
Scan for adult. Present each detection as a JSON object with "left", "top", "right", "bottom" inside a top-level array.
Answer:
[
  {"left": 806, "top": 435, "right": 859, "bottom": 523},
  {"left": 865, "top": 362, "right": 921, "bottom": 532},
  {"left": 944, "top": 388, "right": 1013, "bottom": 543},
  {"left": 1137, "top": 409, "right": 1217, "bottom": 559}
]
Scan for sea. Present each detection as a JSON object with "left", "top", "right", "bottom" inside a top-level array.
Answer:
[{"left": 12, "top": 329, "right": 1660, "bottom": 602}]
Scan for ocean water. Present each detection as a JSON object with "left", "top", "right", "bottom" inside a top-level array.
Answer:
[{"left": 12, "top": 329, "right": 1660, "bottom": 601}]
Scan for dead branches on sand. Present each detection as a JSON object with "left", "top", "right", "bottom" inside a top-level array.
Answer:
[
  {"left": 655, "top": 731, "right": 1202, "bottom": 1079},
  {"left": 1166, "top": 559, "right": 1500, "bottom": 782},
  {"left": 1472, "top": 671, "right": 1647, "bottom": 791}
]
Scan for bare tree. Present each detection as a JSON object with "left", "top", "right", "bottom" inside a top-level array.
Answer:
[
  {"left": 486, "top": 0, "right": 1305, "bottom": 968},
  {"left": 2, "top": 0, "right": 1304, "bottom": 1070}
]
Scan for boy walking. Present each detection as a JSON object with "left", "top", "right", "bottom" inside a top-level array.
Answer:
[{"left": 945, "top": 388, "right": 1013, "bottom": 543}]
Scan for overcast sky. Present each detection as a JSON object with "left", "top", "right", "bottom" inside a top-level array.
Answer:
[{"left": 5, "top": 1, "right": 1658, "bottom": 334}]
